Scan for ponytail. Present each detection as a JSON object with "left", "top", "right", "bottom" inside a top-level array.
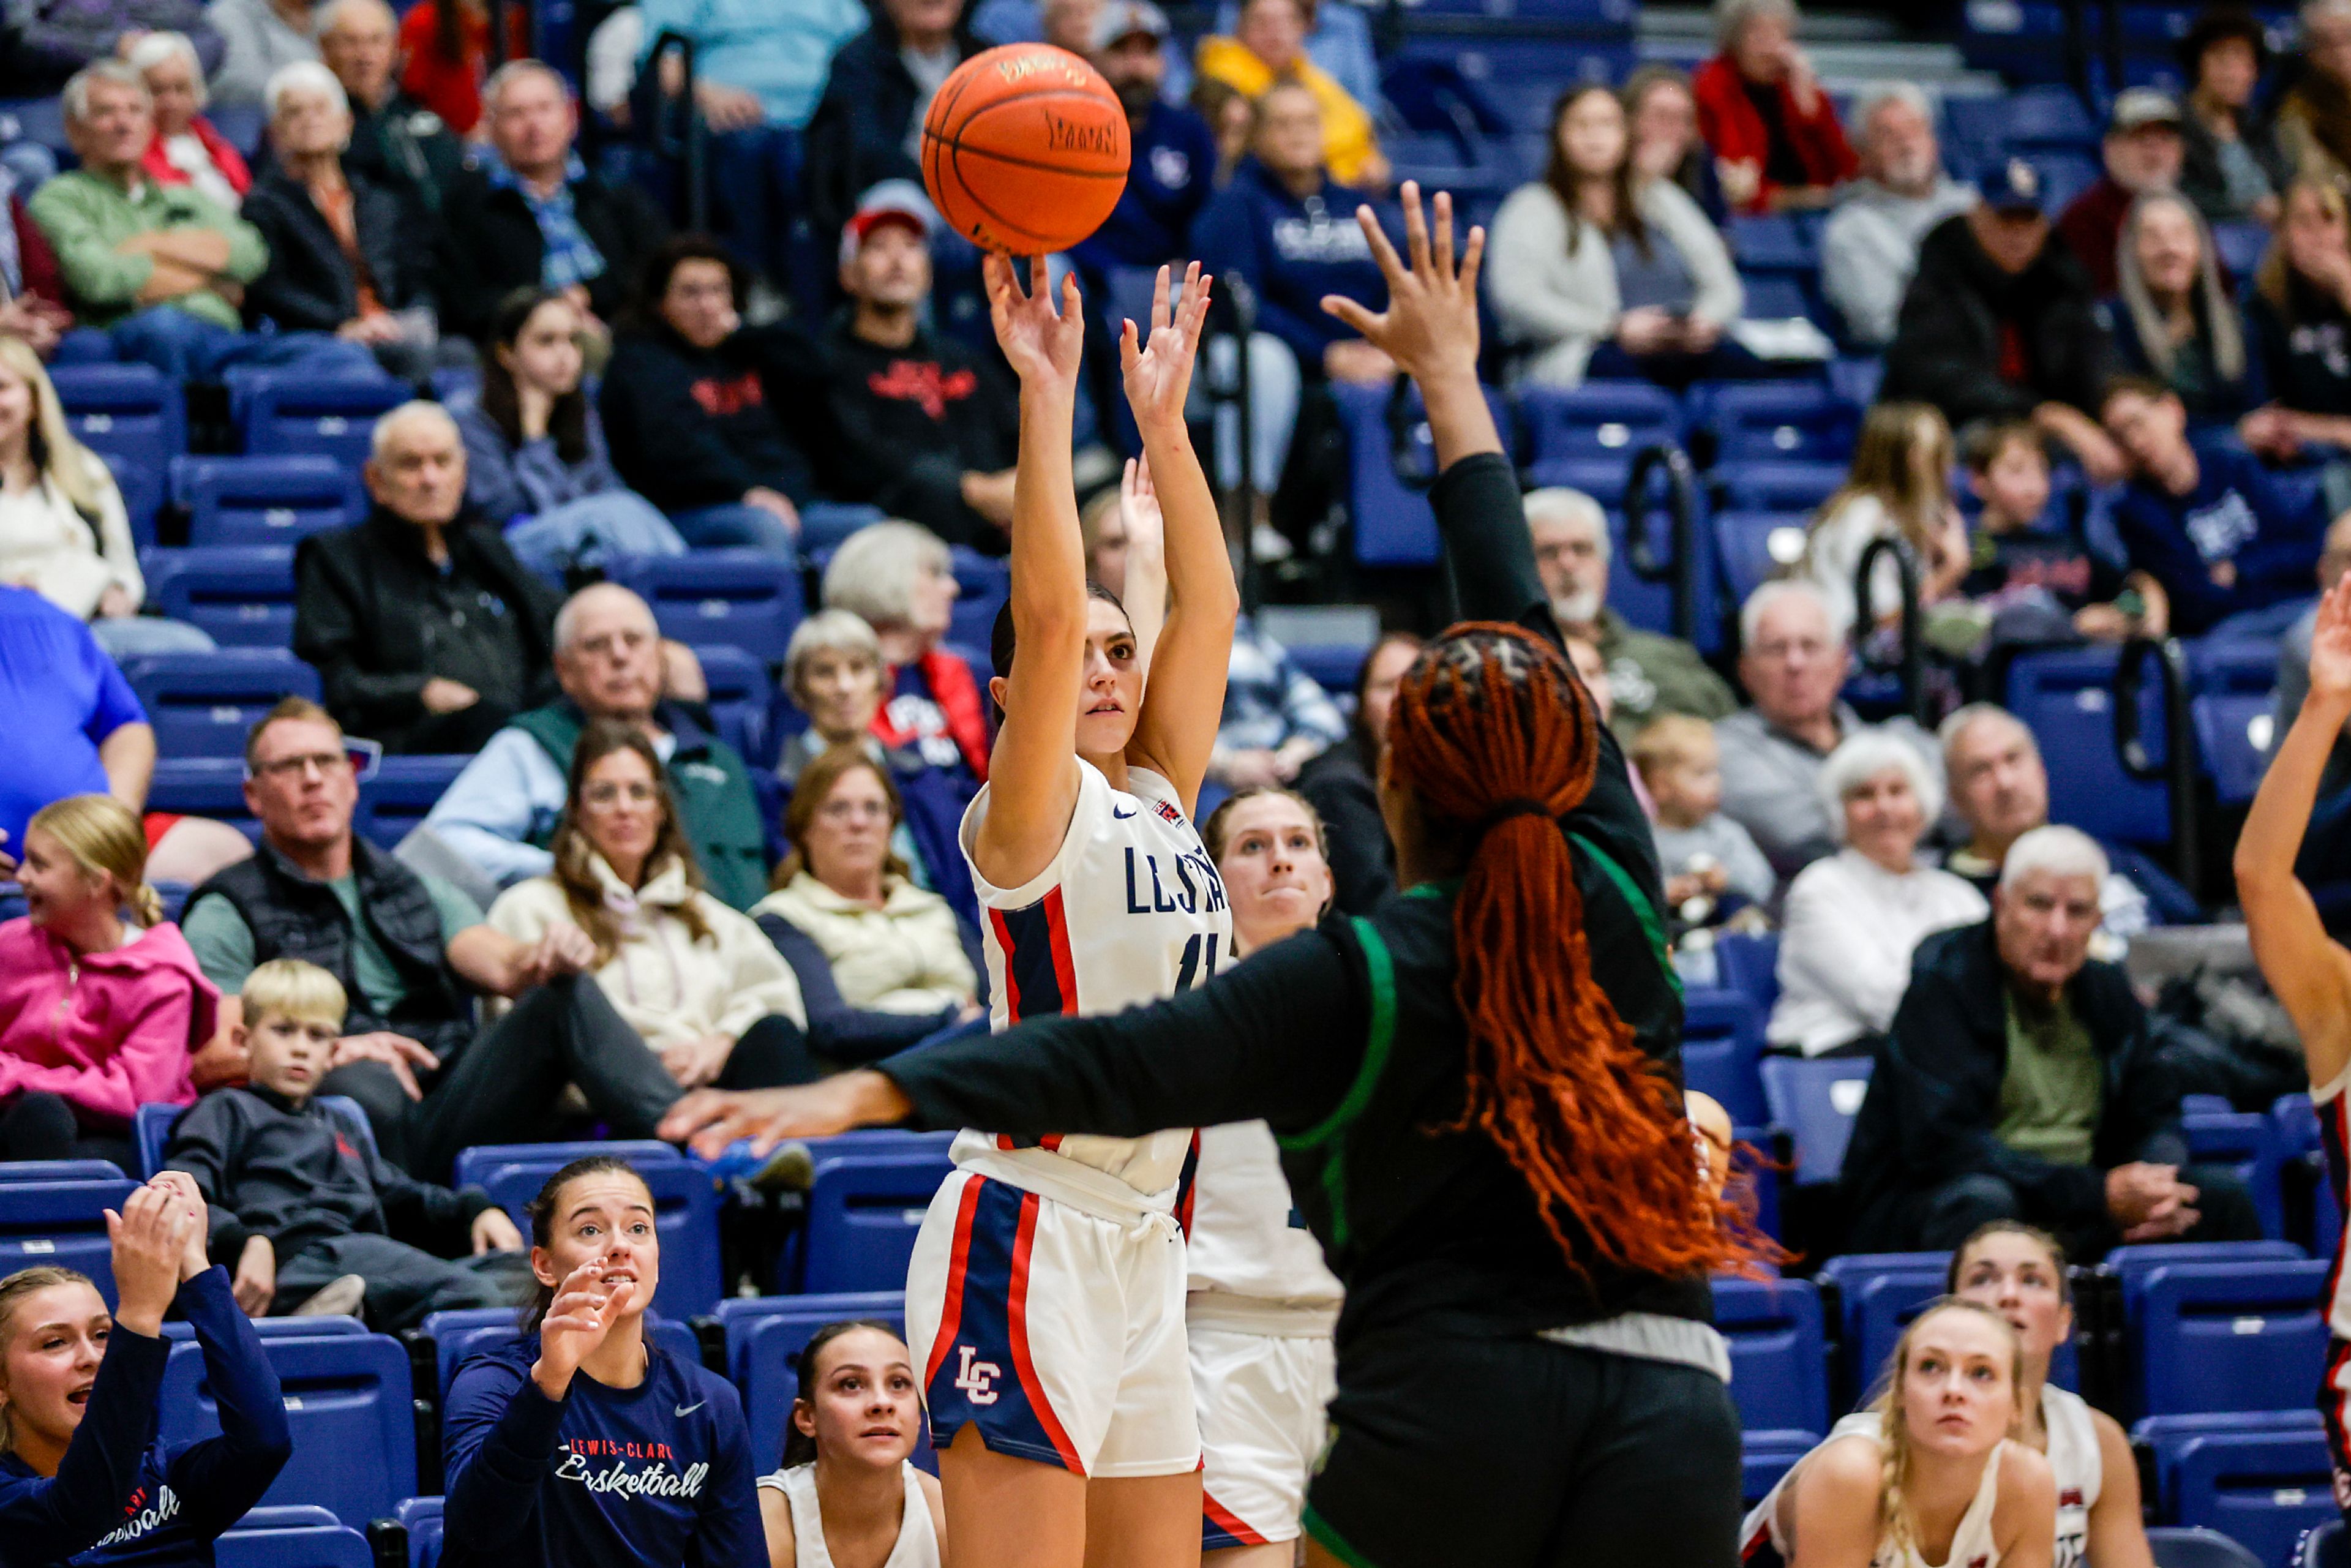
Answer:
[
  {"left": 1384, "top": 623, "right": 1761, "bottom": 1283},
  {"left": 128, "top": 883, "right": 162, "bottom": 928},
  {"left": 26, "top": 795, "right": 157, "bottom": 928}
]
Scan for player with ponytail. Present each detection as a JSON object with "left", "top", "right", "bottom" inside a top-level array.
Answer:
[{"left": 666, "top": 184, "right": 1769, "bottom": 1568}]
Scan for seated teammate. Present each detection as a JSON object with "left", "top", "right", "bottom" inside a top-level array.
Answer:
[{"left": 756, "top": 1319, "right": 945, "bottom": 1568}]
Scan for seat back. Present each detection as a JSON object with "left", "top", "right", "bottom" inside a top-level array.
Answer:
[
  {"left": 175, "top": 456, "right": 364, "bottom": 547},
  {"left": 0, "top": 1160, "right": 127, "bottom": 1182},
  {"left": 1681, "top": 989, "right": 1765, "bottom": 1128},
  {"left": 2141, "top": 1414, "right": 2335, "bottom": 1568},
  {"left": 357, "top": 756, "right": 470, "bottom": 851},
  {"left": 125, "top": 650, "right": 320, "bottom": 760},
  {"left": 1714, "top": 930, "right": 1781, "bottom": 1014},
  {"left": 1740, "top": 1428, "right": 1817, "bottom": 1507},
  {"left": 234, "top": 373, "right": 408, "bottom": 467},
  {"left": 1711, "top": 510, "right": 1809, "bottom": 610},
  {"left": 1758, "top": 1056, "right": 1872, "bottom": 1185},
  {"left": 719, "top": 1292, "right": 910, "bottom": 1469},
  {"left": 2004, "top": 647, "right": 2172, "bottom": 846},
  {"left": 1692, "top": 382, "right": 1858, "bottom": 464},
  {"left": 2132, "top": 1259, "right": 2330, "bottom": 1416},
  {"left": 949, "top": 547, "right": 1011, "bottom": 654},
  {"left": 421, "top": 1308, "right": 700, "bottom": 1406},
  {"left": 217, "top": 1523, "right": 375, "bottom": 1568},
  {"left": 1715, "top": 460, "right": 1847, "bottom": 514},
  {"left": 799, "top": 1134, "right": 957, "bottom": 1295},
  {"left": 2194, "top": 692, "right": 2275, "bottom": 809},
  {"left": 53, "top": 364, "right": 186, "bottom": 485},
  {"left": 0, "top": 1174, "right": 140, "bottom": 1302},
  {"left": 142, "top": 545, "right": 300, "bottom": 648},
  {"left": 612, "top": 551, "right": 807, "bottom": 665},
  {"left": 1518, "top": 381, "right": 1682, "bottom": 467},
  {"left": 396, "top": 1498, "right": 443, "bottom": 1568},
  {"left": 159, "top": 1329, "right": 416, "bottom": 1524},
  {"left": 2302, "top": 1517, "right": 2347, "bottom": 1568},
  {"left": 470, "top": 1149, "right": 721, "bottom": 1315},
  {"left": 1335, "top": 380, "right": 1512, "bottom": 568},
  {"left": 691, "top": 644, "right": 774, "bottom": 770},
  {"left": 2145, "top": 1526, "right": 2267, "bottom": 1568},
  {"left": 2179, "top": 1106, "right": 2288, "bottom": 1239},
  {"left": 1712, "top": 1277, "right": 1829, "bottom": 1434}
]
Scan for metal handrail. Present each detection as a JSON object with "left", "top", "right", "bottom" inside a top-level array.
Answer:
[
  {"left": 1203, "top": 276, "right": 1259, "bottom": 609},
  {"left": 642, "top": 30, "right": 708, "bottom": 231},
  {"left": 1622, "top": 442, "right": 1700, "bottom": 644},
  {"left": 2113, "top": 634, "right": 2200, "bottom": 889},
  {"left": 1852, "top": 535, "right": 1929, "bottom": 727}
]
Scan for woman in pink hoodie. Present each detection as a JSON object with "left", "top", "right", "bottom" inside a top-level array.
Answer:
[{"left": 0, "top": 795, "right": 216, "bottom": 1171}]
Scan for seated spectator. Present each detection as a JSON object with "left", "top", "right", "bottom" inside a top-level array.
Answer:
[
  {"left": 1632, "top": 714, "right": 1775, "bottom": 918},
  {"left": 1212, "top": 609, "right": 1347, "bottom": 790},
  {"left": 317, "top": 0, "right": 467, "bottom": 223},
  {"left": 819, "top": 522, "right": 988, "bottom": 817},
  {"left": 1959, "top": 418, "right": 2165, "bottom": 645},
  {"left": 1842, "top": 825, "right": 2261, "bottom": 1254},
  {"left": 1524, "top": 486, "right": 1734, "bottom": 734},
  {"left": 1768, "top": 732, "right": 1988, "bottom": 1056},
  {"left": 1938, "top": 702, "right": 2156, "bottom": 952},
  {"left": 240, "top": 61, "right": 441, "bottom": 382},
  {"left": 31, "top": 62, "right": 375, "bottom": 381},
  {"left": 1820, "top": 80, "right": 1975, "bottom": 350},
  {"left": 485, "top": 721, "right": 814, "bottom": 1092},
  {"left": 0, "top": 173, "right": 77, "bottom": 361},
  {"left": 165, "top": 956, "right": 531, "bottom": 1324},
  {"left": 396, "top": 0, "right": 523, "bottom": 137},
  {"left": 1195, "top": 0, "right": 1385, "bottom": 190},
  {"left": 1624, "top": 64, "right": 1727, "bottom": 224},
  {"left": 182, "top": 697, "right": 688, "bottom": 1177},
  {"left": 0, "top": 335, "right": 212, "bottom": 659},
  {"left": 2057, "top": 89, "right": 2186, "bottom": 296},
  {"left": 208, "top": 0, "right": 320, "bottom": 106},
  {"left": 1078, "top": 0, "right": 1218, "bottom": 271},
  {"left": 450, "top": 287, "right": 686, "bottom": 579},
  {"left": 416, "top": 581, "right": 763, "bottom": 909},
  {"left": 601, "top": 236, "right": 814, "bottom": 550},
  {"left": 1801, "top": 400, "right": 1973, "bottom": 640},
  {"left": 2101, "top": 373, "right": 2326, "bottom": 635},
  {"left": 294, "top": 402, "right": 561, "bottom": 755},
  {"left": 2109, "top": 192, "right": 2259, "bottom": 427},
  {"left": 1882, "top": 160, "right": 2128, "bottom": 484},
  {"left": 1490, "top": 83, "right": 1746, "bottom": 392},
  {"left": 0, "top": 584, "right": 252, "bottom": 888},
  {"left": 131, "top": 31, "right": 249, "bottom": 211},
  {"left": 755, "top": 1322, "right": 948, "bottom": 1568},
  {"left": 811, "top": 185, "right": 1018, "bottom": 552},
  {"left": 2177, "top": 6, "right": 2286, "bottom": 226},
  {"left": 1690, "top": 0, "right": 1855, "bottom": 215},
  {"left": 0, "top": 0, "right": 222, "bottom": 96},
  {"left": 1194, "top": 75, "right": 1251, "bottom": 187},
  {"left": 2241, "top": 177, "right": 2351, "bottom": 465},
  {"left": 1716, "top": 579, "right": 1942, "bottom": 881},
  {"left": 1297, "top": 628, "right": 1418, "bottom": 915},
  {"left": 2276, "top": 0, "right": 2351, "bottom": 188},
  {"left": 752, "top": 745, "right": 978, "bottom": 1050},
  {"left": 434, "top": 61, "right": 672, "bottom": 344},
  {"left": 0, "top": 793, "right": 213, "bottom": 1167},
  {"left": 800, "top": 0, "right": 986, "bottom": 252}
]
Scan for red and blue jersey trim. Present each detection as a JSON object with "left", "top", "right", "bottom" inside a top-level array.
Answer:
[
  {"left": 989, "top": 890, "right": 1078, "bottom": 1154},
  {"left": 920, "top": 1176, "right": 1086, "bottom": 1475}
]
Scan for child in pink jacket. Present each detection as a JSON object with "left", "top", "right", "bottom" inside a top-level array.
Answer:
[{"left": 0, "top": 795, "right": 218, "bottom": 1170}]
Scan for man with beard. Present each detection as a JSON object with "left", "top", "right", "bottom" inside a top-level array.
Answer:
[
  {"left": 1076, "top": 0, "right": 1219, "bottom": 271},
  {"left": 1819, "top": 81, "right": 1974, "bottom": 350}
]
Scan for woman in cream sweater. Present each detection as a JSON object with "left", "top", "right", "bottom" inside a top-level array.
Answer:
[
  {"left": 1487, "top": 83, "right": 1748, "bottom": 389},
  {"left": 487, "top": 718, "right": 815, "bottom": 1089}
]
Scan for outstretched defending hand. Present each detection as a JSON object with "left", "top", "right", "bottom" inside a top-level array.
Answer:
[
  {"left": 1319, "top": 182, "right": 1484, "bottom": 386},
  {"left": 1120, "top": 261, "right": 1213, "bottom": 433},
  {"left": 986, "top": 254, "right": 1085, "bottom": 394},
  {"left": 659, "top": 1071, "right": 914, "bottom": 1158}
]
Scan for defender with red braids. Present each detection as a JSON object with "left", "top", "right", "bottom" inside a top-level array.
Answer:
[{"left": 669, "top": 185, "right": 1764, "bottom": 1568}]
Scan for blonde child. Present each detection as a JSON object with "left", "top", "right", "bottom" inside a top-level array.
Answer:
[
  {"left": 1632, "top": 715, "right": 1775, "bottom": 912},
  {"left": 1802, "top": 401, "right": 1974, "bottom": 643}
]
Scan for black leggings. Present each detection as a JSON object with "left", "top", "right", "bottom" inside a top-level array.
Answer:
[
  {"left": 1308, "top": 1330, "right": 1743, "bottom": 1568},
  {"left": 0, "top": 1092, "right": 138, "bottom": 1171},
  {"left": 716, "top": 1013, "right": 831, "bottom": 1089}
]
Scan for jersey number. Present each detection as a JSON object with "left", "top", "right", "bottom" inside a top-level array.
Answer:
[{"left": 1174, "top": 932, "right": 1221, "bottom": 992}]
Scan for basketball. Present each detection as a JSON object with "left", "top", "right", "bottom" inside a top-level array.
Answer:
[{"left": 920, "top": 43, "right": 1131, "bottom": 255}]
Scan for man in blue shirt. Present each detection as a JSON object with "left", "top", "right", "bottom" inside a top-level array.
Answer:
[
  {"left": 1076, "top": 0, "right": 1218, "bottom": 271},
  {"left": 2102, "top": 374, "right": 2326, "bottom": 636}
]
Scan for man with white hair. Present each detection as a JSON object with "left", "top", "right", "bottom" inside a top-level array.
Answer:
[
  {"left": 1817, "top": 81, "right": 1974, "bottom": 348},
  {"left": 414, "top": 582, "right": 771, "bottom": 910},
  {"left": 293, "top": 402, "right": 562, "bottom": 754},
  {"left": 1842, "top": 823, "right": 2260, "bottom": 1254},
  {"left": 29, "top": 61, "right": 372, "bottom": 380},
  {"left": 317, "top": 0, "right": 467, "bottom": 221},
  {"left": 1526, "top": 487, "right": 1733, "bottom": 736},
  {"left": 208, "top": 0, "right": 318, "bottom": 105},
  {"left": 1714, "top": 578, "right": 1940, "bottom": 880}
]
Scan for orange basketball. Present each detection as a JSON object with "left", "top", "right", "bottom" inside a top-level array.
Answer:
[{"left": 921, "top": 43, "right": 1131, "bottom": 255}]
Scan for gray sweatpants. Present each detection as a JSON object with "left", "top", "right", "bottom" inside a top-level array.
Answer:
[{"left": 275, "top": 1232, "right": 533, "bottom": 1332}]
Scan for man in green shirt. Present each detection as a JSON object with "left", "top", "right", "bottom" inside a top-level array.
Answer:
[{"left": 28, "top": 60, "right": 375, "bottom": 381}]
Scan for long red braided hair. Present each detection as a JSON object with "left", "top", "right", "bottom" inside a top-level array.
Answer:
[{"left": 1384, "top": 621, "right": 1762, "bottom": 1281}]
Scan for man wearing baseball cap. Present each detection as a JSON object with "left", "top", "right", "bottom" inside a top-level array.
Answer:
[
  {"left": 1076, "top": 0, "right": 1220, "bottom": 270},
  {"left": 1883, "top": 156, "right": 2128, "bottom": 484},
  {"left": 805, "top": 181, "right": 1020, "bottom": 552},
  {"left": 2055, "top": 86, "right": 2187, "bottom": 293}
]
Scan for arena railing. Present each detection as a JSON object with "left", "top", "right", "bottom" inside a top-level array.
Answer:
[{"left": 2114, "top": 633, "right": 2202, "bottom": 892}]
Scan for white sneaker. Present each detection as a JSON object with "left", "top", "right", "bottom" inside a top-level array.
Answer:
[
  {"left": 1251, "top": 522, "right": 1294, "bottom": 562},
  {"left": 294, "top": 1274, "right": 366, "bottom": 1319}
]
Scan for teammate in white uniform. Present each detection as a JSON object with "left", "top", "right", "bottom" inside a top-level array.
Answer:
[
  {"left": 1741, "top": 1300, "right": 2055, "bottom": 1568},
  {"left": 2237, "top": 574, "right": 2351, "bottom": 1526},
  {"left": 1948, "top": 1223, "right": 2151, "bottom": 1568},
  {"left": 756, "top": 1321, "right": 945, "bottom": 1568},
  {"left": 1191, "top": 789, "right": 1347, "bottom": 1563},
  {"left": 897, "top": 256, "right": 1236, "bottom": 1568}
]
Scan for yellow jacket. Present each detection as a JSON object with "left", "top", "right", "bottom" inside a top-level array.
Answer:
[{"left": 1194, "top": 34, "right": 1382, "bottom": 187}]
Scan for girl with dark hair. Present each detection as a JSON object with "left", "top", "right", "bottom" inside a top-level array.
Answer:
[
  {"left": 755, "top": 1321, "right": 945, "bottom": 1568},
  {"left": 667, "top": 189, "right": 1763, "bottom": 1568},
  {"left": 451, "top": 287, "right": 684, "bottom": 579},
  {"left": 485, "top": 719, "right": 815, "bottom": 1091},
  {"left": 1298, "top": 629, "right": 1422, "bottom": 913},
  {"left": 442, "top": 1157, "right": 762, "bottom": 1568}
]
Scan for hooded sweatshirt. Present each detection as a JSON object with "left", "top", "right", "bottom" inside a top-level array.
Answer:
[
  {"left": 1193, "top": 157, "right": 1385, "bottom": 366},
  {"left": 599, "top": 322, "right": 817, "bottom": 513},
  {"left": 0, "top": 917, "right": 214, "bottom": 1125}
]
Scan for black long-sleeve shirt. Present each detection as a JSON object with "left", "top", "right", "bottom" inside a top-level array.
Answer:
[{"left": 0, "top": 1319, "right": 167, "bottom": 1567}]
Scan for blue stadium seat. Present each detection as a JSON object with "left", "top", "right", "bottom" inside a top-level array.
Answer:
[
  {"left": 142, "top": 1095, "right": 375, "bottom": 1179},
  {"left": 1715, "top": 460, "right": 1847, "bottom": 514},
  {"left": 1817, "top": 1251, "right": 1948, "bottom": 1401},
  {"left": 0, "top": 1171, "right": 138, "bottom": 1302},
  {"left": 612, "top": 551, "right": 806, "bottom": 666},
  {"left": 2212, "top": 221, "right": 2268, "bottom": 282},
  {"left": 2006, "top": 83, "right": 2102, "bottom": 150},
  {"left": 1681, "top": 989, "right": 1766, "bottom": 1128},
  {"left": 0, "top": 1160, "right": 127, "bottom": 1182},
  {"left": 419, "top": 1308, "right": 701, "bottom": 1406},
  {"left": 141, "top": 545, "right": 299, "bottom": 648},
  {"left": 2107, "top": 1240, "right": 2309, "bottom": 1300},
  {"left": 1712, "top": 510, "right": 1809, "bottom": 608},
  {"left": 796, "top": 502, "right": 888, "bottom": 553},
  {"left": 158, "top": 1328, "right": 415, "bottom": 1525},
  {"left": 2126, "top": 1258, "right": 2329, "bottom": 1416},
  {"left": 1335, "top": 380, "right": 1512, "bottom": 568},
  {"left": 124, "top": 650, "right": 319, "bottom": 760},
  {"left": 217, "top": 1523, "right": 374, "bottom": 1568},
  {"left": 2138, "top": 1412, "right": 2334, "bottom": 1568},
  {"left": 232, "top": 372, "right": 408, "bottom": 467},
  {"left": 144, "top": 757, "right": 260, "bottom": 839},
  {"left": 52, "top": 364, "right": 186, "bottom": 484},
  {"left": 718, "top": 1292, "right": 910, "bottom": 1469},
  {"left": 1759, "top": 1056, "right": 1871, "bottom": 1185},
  {"left": 1739, "top": 276, "right": 1817, "bottom": 323},
  {"left": 1726, "top": 214, "right": 1817, "bottom": 279},
  {"left": 2304, "top": 1517, "right": 2347, "bottom": 1567},
  {"left": 2193, "top": 690, "right": 2274, "bottom": 808},
  {"left": 2143, "top": 1525, "right": 2268, "bottom": 1568},
  {"left": 467, "top": 1147, "right": 722, "bottom": 1316},
  {"left": 1714, "top": 930, "right": 1780, "bottom": 1015},
  {"left": 2178, "top": 1102, "right": 2288, "bottom": 1239},
  {"left": 396, "top": 1498, "right": 442, "bottom": 1568},
  {"left": 450, "top": 1140, "right": 683, "bottom": 1191},
  {"left": 1690, "top": 383, "right": 1859, "bottom": 463},
  {"left": 2004, "top": 647, "right": 2173, "bottom": 847},
  {"left": 1518, "top": 381, "right": 1682, "bottom": 468},
  {"left": 950, "top": 547, "right": 1010, "bottom": 653},
  {"left": 358, "top": 756, "right": 470, "bottom": 851},
  {"left": 1257, "top": 605, "right": 1379, "bottom": 697},
  {"left": 1712, "top": 1277, "right": 1829, "bottom": 1435},
  {"left": 238, "top": 1509, "right": 348, "bottom": 1529},
  {"left": 173, "top": 456, "right": 364, "bottom": 547},
  {"left": 1740, "top": 1428, "right": 1817, "bottom": 1506},
  {"left": 692, "top": 644, "right": 774, "bottom": 770},
  {"left": 99, "top": 449, "right": 164, "bottom": 551},
  {"left": 795, "top": 1131, "right": 956, "bottom": 1295}
]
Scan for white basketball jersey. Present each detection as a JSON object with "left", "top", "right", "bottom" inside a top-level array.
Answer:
[
  {"left": 758, "top": 1462, "right": 939, "bottom": 1568},
  {"left": 2316, "top": 1062, "right": 2351, "bottom": 1339},
  {"left": 2038, "top": 1386, "right": 2102, "bottom": 1568},
  {"left": 1185, "top": 1121, "right": 1343, "bottom": 1313},
  {"left": 956, "top": 760, "right": 1231, "bottom": 1201},
  {"left": 1742, "top": 1424, "right": 2010, "bottom": 1568}
]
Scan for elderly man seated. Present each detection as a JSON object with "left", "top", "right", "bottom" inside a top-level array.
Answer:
[
  {"left": 1527, "top": 486, "right": 1733, "bottom": 737},
  {"left": 412, "top": 582, "right": 769, "bottom": 912},
  {"left": 1841, "top": 825, "right": 2261, "bottom": 1255},
  {"left": 1714, "top": 579, "right": 1940, "bottom": 882}
]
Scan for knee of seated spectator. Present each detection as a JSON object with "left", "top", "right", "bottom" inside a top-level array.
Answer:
[
  {"left": 1919, "top": 1171, "right": 2021, "bottom": 1245},
  {"left": 2180, "top": 1164, "right": 2265, "bottom": 1240}
]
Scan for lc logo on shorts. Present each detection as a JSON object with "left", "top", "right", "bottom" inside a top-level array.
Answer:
[{"left": 921, "top": 1176, "right": 1086, "bottom": 1472}]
